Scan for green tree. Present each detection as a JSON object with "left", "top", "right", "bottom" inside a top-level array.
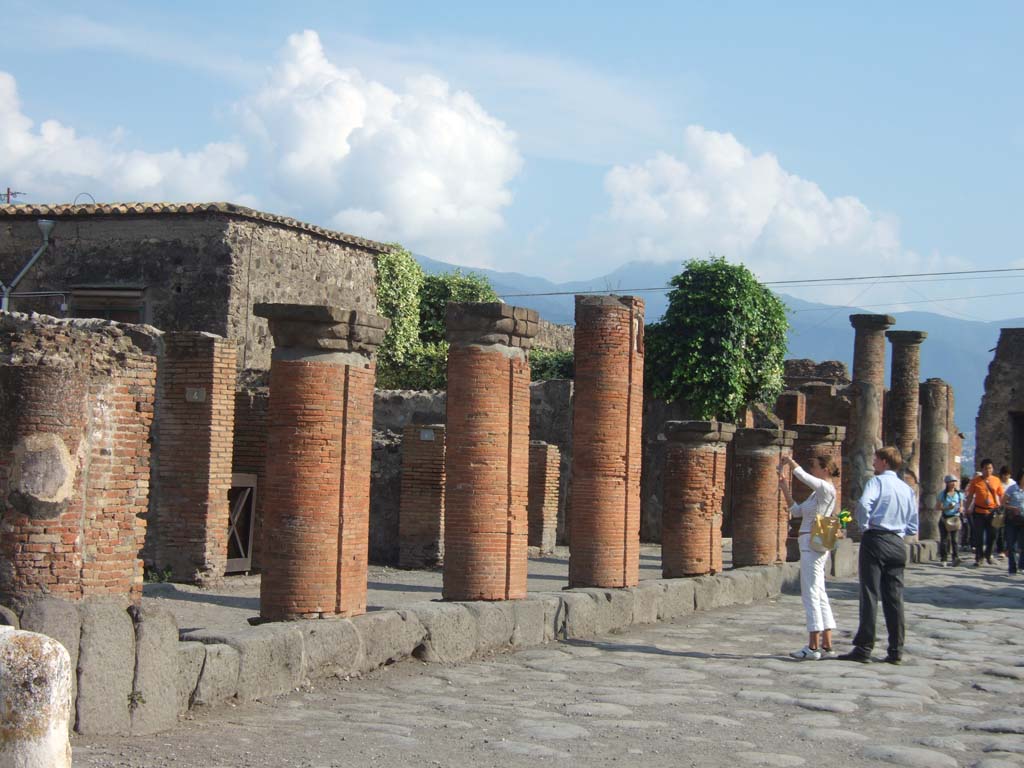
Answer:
[
  {"left": 645, "top": 256, "right": 788, "bottom": 421},
  {"left": 418, "top": 270, "right": 500, "bottom": 345},
  {"left": 529, "top": 348, "right": 575, "bottom": 381},
  {"left": 375, "top": 244, "right": 425, "bottom": 388}
]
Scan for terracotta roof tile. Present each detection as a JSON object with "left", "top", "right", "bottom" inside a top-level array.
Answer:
[{"left": 0, "top": 201, "right": 391, "bottom": 253}]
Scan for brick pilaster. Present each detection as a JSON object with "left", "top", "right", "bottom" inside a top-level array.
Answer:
[
  {"left": 443, "top": 303, "right": 538, "bottom": 601},
  {"left": 528, "top": 441, "right": 561, "bottom": 554},
  {"left": 775, "top": 391, "right": 806, "bottom": 428},
  {"left": 569, "top": 295, "right": 645, "bottom": 588},
  {"left": 399, "top": 424, "right": 446, "bottom": 568}
]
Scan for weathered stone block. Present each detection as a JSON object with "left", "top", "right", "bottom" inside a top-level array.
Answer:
[
  {"left": 829, "top": 539, "right": 858, "bottom": 579},
  {"left": 300, "top": 619, "right": 364, "bottom": 681},
  {"left": 510, "top": 599, "right": 546, "bottom": 648},
  {"left": 182, "top": 625, "right": 305, "bottom": 703},
  {"left": 659, "top": 579, "right": 696, "bottom": 620},
  {"left": 630, "top": 583, "right": 662, "bottom": 625},
  {"left": 719, "top": 570, "right": 754, "bottom": 605},
  {"left": 780, "top": 562, "right": 802, "bottom": 594},
  {"left": 410, "top": 602, "right": 479, "bottom": 663},
  {"left": 130, "top": 606, "right": 180, "bottom": 735},
  {"left": 574, "top": 588, "right": 635, "bottom": 634},
  {"left": 176, "top": 642, "right": 206, "bottom": 716},
  {"left": 560, "top": 592, "right": 598, "bottom": 639},
  {"left": 532, "top": 593, "right": 566, "bottom": 642},
  {"left": 76, "top": 601, "right": 134, "bottom": 735},
  {"left": 192, "top": 644, "right": 239, "bottom": 706},
  {"left": 0, "top": 605, "right": 18, "bottom": 627},
  {"left": 460, "top": 602, "right": 514, "bottom": 654},
  {"left": 19, "top": 596, "right": 80, "bottom": 719},
  {"left": 352, "top": 610, "right": 426, "bottom": 671},
  {"left": 692, "top": 575, "right": 729, "bottom": 611}
]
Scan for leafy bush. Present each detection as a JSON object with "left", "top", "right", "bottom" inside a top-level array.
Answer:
[
  {"left": 419, "top": 270, "right": 500, "bottom": 345},
  {"left": 530, "top": 348, "right": 574, "bottom": 381}
]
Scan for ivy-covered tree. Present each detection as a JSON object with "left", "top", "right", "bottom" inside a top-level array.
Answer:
[
  {"left": 418, "top": 270, "right": 500, "bottom": 344},
  {"left": 645, "top": 256, "right": 788, "bottom": 421}
]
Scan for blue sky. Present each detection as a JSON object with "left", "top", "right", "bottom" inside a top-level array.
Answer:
[{"left": 3, "top": 1, "right": 1023, "bottom": 318}]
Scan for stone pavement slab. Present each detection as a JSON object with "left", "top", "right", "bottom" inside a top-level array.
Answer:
[{"left": 75, "top": 561, "right": 1024, "bottom": 768}]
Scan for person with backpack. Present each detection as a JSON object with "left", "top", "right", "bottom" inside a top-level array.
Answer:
[
  {"left": 965, "top": 459, "right": 1004, "bottom": 567},
  {"left": 936, "top": 475, "right": 963, "bottom": 567},
  {"left": 1001, "top": 469, "right": 1024, "bottom": 575}
]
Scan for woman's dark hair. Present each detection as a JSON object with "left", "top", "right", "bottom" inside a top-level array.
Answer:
[
  {"left": 814, "top": 455, "right": 840, "bottom": 478},
  {"left": 1000, "top": 465, "right": 1011, "bottom": 477}
]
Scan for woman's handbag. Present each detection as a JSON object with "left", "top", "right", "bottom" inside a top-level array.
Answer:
[
  {"left": 992, "top": 508, "right": 1007, "bottom": 529},
  {"left": 809, "top": 515, "right": 841, "bottom": 553},
  {"left": 943, "top": 514, "right": 962, "bottom": 532}
]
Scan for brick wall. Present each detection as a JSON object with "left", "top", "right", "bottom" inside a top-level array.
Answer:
[
  {"left": 0, "top": 315, "right": 155, "bottom": 609},
  {"left": 662, "top": 422, "right": 734, "bottom": 577},
  {"left": 569, "top": 295, "right": 644, "bottom": 588},
  {"left": 775, "top": 391, "right": 806, "bottom": 428},
  {"left": 528, "top": 441, "right": 560, "bottom": 554},
  {"left": 149, "top": 333, "right": 237, "bottom": 585},
  {"left": 732, "top": 428, "right": 794, "bottom": 567},
  {"left": 232, "top": 387, "right": 269, "bottom": 569},
  {"left": 443, "top": 303, "right": 537, "bottom": 601},
  {"left": 399, "top": 425, "right": 446, "bottom": 568}
]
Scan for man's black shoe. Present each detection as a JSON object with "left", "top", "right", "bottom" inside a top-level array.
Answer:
[
  {"left": 884, "top": 653, "right": 902, "bottom": 665},
  {"left": 837, "top": 650, "right": 872, "bottom": 663}
]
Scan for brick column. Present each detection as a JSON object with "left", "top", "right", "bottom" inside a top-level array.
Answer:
[
  {"left": 399, "top": 424, "right": 446, "bottom": 568},
  {"left": 732, "top": 428, "right": 795, "bottom": 567},
  {"left": 884, "top": 330, "right": 926, "bottom": 481},
  {"left": 662, "top": 420, "right": 735, "bottom": 577},
  {"left": 528, "top": 441, "right": 561, "bottom": 554},
  {"left": 569, "top": 295, "right": 645, "bottom": 588},
  {"left": 150, "top": 333, "right": 237, "bottom": 585},
  {"left": 846, "top": 314, "right": 894, "bottom": 514},
  {"left": 919, "top": 378, "right": 950, "bottom": 541},
  {"left": 443, "top": 303, "right": 537, "bottom": 601},
  {"left": 790, "top": 423, "right": 846, "bottom": 545},
  {"left": 0, "top": 320, "right": 155, "bottom": 611},
  {"left": 255, "top": 304, "right": 387, "bottom": 620},
  {"left": 775, "top": 391, "right": 806, "bottom": 428}
]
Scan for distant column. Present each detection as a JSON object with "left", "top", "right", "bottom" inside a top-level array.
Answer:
[
  {"left": 846, "top": 314, "right": 895, "bottom": 513},
  {"left": 569, "top": 295, "right": 645, "bottom": 588},
  {"left": 732, "top": 428, "right": 795, "bottom": 567},
  {"left": 256, "top": 304, "right": 387, "bottom": 620},
  {"left": 443, "top": 303, "right": 537, "bottom": 601},
  {"left": 775, "top": 391, "right": 806, "bottom": 428},
  {"left": 919, "top": 378, "right": 951, "bottom": 541},
  {"left": 399, "top": 424, "right": 446, "bottom": 569},
  {"left": 886, "top": 330, "right": 927, "bottom": 480},
  {"left": 662, "top": 420, "right": 735, "bottom": 577}
]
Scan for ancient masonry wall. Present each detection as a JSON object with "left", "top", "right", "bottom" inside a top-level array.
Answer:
[
  {"left": 148, "top": 333, "right": 237, "bottom": 584},
  {"left": 443, "top": 303, "right": 537, "bottom": 601},
  {"left": 976, "top": 328, "right": 1024, "bottom": 471},
  {"left": 569, "top": 295, "right": 644, "bottom": 588},
  {"left": 775, "top": 391, "right": 806, "bottom": 428},
  {"left": 0, "top": 315, "right": 156, "bottom": 608},
  {"left": 528, "top": 441, "right": 561, "bottom": 554},
  {"left": 399, "top": 424, "right": 446, "bottom": 568},
  {"left": 231, "top": 386, "right": 270, "bottom": 569}
]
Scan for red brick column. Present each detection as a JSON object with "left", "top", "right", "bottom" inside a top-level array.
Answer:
[
  {"left": 732, "top": 428, "right": 795, "bottom": 567},
  {"left": 789, "top": 424, "right": 846, "bottom": 550},
  {"left": 399, "top": 424, "right": 446, "bottom": 568},
  {"left": 662, "top": 420, "right": 735, "bottom": 577},
  {"left": 443, "top": 303, "right": 538, "bottom": 601},
  {"left": 885, "top": 330, "right": 927, "bottom": 480},
  {"left": 775, "top": 391, "right": 806, "bottom": 428},
  {"left": 569, "top": 295, "right": 645, "bottom": 588},
  {"left": 150, "top": 333, "right": 237, "bottom": 585},
  {"left": 0, "top": 320, "right": 155, "bottom": 610},
  {"left": 846, "top": 314, "right": 894, "bottom": 517},
  {"left": 919, "top": 378, "right": 950, "bottom": 541},
  {"left": 528, "top": 441, "right": 561, "bottom": 554},
  {"left": 255, "top": 304, "right": 387, "bottom": 620}
]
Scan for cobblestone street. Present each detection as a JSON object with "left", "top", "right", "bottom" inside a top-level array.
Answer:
[{"left": 76, "top": 562, "right": 1024, "bottom": 768}]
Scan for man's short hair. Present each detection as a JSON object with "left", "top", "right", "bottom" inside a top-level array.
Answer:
[
  {"left": 980, "top": 458, "right": 994, "bottom": 468},
  {"left": 875, "top": 446, "right": 903, "bottom": 471}
]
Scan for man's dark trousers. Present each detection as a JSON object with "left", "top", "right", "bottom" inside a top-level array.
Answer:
[
  {"left": 971, "top": 512, "right": 994, "bottom": 562},
  {"left": 852, "top": 530, "right": 907, "bottom": 657}
]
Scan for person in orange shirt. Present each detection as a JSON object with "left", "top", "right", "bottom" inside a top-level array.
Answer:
[{"left": 965, "top": 458, "right": 1004, "bottom": 566}]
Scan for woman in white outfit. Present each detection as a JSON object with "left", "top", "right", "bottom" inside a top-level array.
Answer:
[{"left": 778, "top": 454, "right": 839, "bottom": 661}]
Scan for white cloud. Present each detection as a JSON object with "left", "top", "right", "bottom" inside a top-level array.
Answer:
[
  {"left": 601, "top": 126, "right": 962, "bottom": 307},
  {"left": 238, "top": 30, "right": 522, "bottom": 264},
  {"left": 0, "top": 71, "right": 248, "bottom": 202}
]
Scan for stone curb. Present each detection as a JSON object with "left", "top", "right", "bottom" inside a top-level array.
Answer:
[{"left": 177, "top": 562, "right": 801, "bottom": 715}]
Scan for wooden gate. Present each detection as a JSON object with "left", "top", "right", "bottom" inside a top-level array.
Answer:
[{"left": 226, "top": 473, "right": 257, "bottom": 573}]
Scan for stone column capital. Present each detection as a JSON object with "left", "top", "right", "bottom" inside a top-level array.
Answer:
[
  {"left": 664, "top": 420, "right": 736, "bottom": 445},
  {"left": 849, "top": 313, "right": 896, "bottom": 331},
  {"left": 792, "top": 423, "right": 846, "bottom": 445},
  {"left": 253, "top": 303, "right": 389, "bottom": 360},
  {"left": 885, "top": 330, "right": 928, "bottom": 346},
  {"left": 445, "top": 302, "right": 539, "bottom": 349},
  {"left": 733, "top": 427, "right": 796, "bottom": 451}
]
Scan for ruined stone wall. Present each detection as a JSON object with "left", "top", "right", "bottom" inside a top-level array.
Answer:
[
  {"left": 0, "top": 315, "right": 155, "bottom": 608},
  {"left": 399, "top": 425, "right": 446, "bottom": 568},
  {"left": 529, "top": 380, "right": 573, "bottom": 543},
  {"left": 976, "top": 328, "right": 1024, "bottom": 472},
  {"left": 783, "top": 359, "right": 850, "bottom": 388},
  {"left": 534, "top": 320, "right": 575, "bottom": 352}
]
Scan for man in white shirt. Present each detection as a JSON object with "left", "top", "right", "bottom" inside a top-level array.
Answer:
[{"left": 838, "top": 446, "right": 918, "bottom": 665}]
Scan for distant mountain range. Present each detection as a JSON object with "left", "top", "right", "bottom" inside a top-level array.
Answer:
[{"left": 418, "top": 255, "right": 1021, "bottom": 454}]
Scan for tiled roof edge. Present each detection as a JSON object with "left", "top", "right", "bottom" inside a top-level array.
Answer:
[{"left": 0, "top": 202, "right": 392, "bottom": 253}]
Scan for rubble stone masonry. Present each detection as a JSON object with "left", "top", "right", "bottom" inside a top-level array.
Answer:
[
  {"left": 528, "top": 441, "right": 561, "bottom": 554},
  {"left": 732, "top": 428, "right": 795, "bottom": 567},
  {"left": 443, "top": 303, "right": 537, "bottom": 601},
  {"left": 662, "top": 421, "right": 735, "bottom": 577},
  {"left": 399, "top": 424, "right": 446, "bottom": 569},
  {"left": 569, "top": 295, "right": 645, "bottom": 588},
  {"left": 255, "top": 304, "right": 386, "bottom": 620},
  {"left": 0, "top": 314, "right": 155, "bottom": 609}
]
